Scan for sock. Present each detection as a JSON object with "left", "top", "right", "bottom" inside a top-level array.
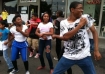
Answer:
[
  {"left": 23, "top": 61, "right": 29, "bottom": 71},
  {"left": 12, "top": 61, "right": 18, "bottom": 70}
]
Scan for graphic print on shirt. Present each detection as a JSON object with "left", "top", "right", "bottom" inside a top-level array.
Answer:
[{"left": 63, "top": 23, "right": 86, "bottom": 55}]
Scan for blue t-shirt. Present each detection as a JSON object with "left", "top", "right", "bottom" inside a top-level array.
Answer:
[{"left": 0, "top": 28, "right": 10, "bottom": 41}]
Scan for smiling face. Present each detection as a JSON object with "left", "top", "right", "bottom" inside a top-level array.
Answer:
[
  {"left": 71, "top": 4, "right": 83, "bottom": 19},
  {"left": 15, "top": 17, "right": 22, "bottom": 25},
  {"left": 43, "top": 13, "right": 50, "bottom": 23}
]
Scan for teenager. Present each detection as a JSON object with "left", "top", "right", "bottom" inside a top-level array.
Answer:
[
  {"left": 53, "top": 1, "right": 101, "bottom": 74},
  {"left": 53, "top": 10, "right": 64, "bottom": 60},
  {"left": 36, "top": 12, "right": 54, "bottom": 74},
  {"left": 27, "top": 13, "right": 41, "bottom": 58},
  {"left": 8, "top": 15, "right": 30, "bottom": 74}
]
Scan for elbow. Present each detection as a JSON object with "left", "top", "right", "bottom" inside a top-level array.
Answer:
[{"left": 63, "top": 36, "right": 69, "bottom": 41}]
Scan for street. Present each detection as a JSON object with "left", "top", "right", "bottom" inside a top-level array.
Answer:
[{"left": 0, "top": 40, "right": 105, "bottom": 74}]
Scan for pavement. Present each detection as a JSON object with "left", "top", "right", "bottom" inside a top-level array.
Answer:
[{"left": 0, "top": 39, "right": 105, "bottom": 74}]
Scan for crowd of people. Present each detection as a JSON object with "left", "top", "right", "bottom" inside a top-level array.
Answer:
[{"left": 0, "top": 1, "right": 102, "bottom": 74}]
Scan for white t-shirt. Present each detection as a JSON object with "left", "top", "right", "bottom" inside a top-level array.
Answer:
[
  {"left": 10, "top": 25, "right": 28, "bottom": 42},
  {"left": 87, "top": 26, "right": 96, "bottom": 39},
  {"left": 60, "top": 14, "right": 95, "bottom": 60},
  {"left": 38, "top": 22, "right": 53, "bottom": 40}
]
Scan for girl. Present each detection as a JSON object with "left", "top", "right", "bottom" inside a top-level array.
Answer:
[
  {"left": 0, "top": 21, "right": 14, "bottom": 73},
  {"left": 8, "top": 15, "right": 30, "bottom": 74},
  {"left": 35, "top": 12, "right": 54, "bottom": 74}
]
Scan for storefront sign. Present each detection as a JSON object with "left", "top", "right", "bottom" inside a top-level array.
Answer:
[
  {"left": 87, "top": 0, "right": 101, "bottom": 4},
  {"left": 20, "top": 0, "right": 37, "bottom": 3}
]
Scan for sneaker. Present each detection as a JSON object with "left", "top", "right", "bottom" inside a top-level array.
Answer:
[
  {"left": 29, "top": 52, "right": 33, "bottom": 57},
  {"left": 26, "top": 71, "right": 30, "bottom": 74},
  {"left": 53, "top": 57, "right": 58, "bottom": 60},
  {"left": 34, "top": 53, "right": 39, "bottom": 58},
  {"left": 37, "top": 66, "right": 45, "bottom": 70},
  {"left": 50, "top": 69, "right": 54, "bottom": 74},
  {"left": 7, "top": 68, "right": 14, "bottom": 73},
  {"left": 9, "top": 69, "right": 19, "bottom": 74}
]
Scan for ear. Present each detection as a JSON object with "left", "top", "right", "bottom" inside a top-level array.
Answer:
[{"left": 71, "top": 8, "right": 75, "bottom": 13}]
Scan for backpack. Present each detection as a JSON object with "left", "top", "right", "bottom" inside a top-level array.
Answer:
[{"left": 55, "top": 20, "right": 60, "bottom": 35}]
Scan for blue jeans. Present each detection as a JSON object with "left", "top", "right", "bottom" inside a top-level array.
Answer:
[
  {"left": 53, "top": 56, "right": 96, "bottom": 74},
  {"left": 38, "top": 39, "right": 53, "bottom": 69},
  {"left": 89, "top": 39, "right": 94, "bottom": 52},
  {"left": 3, "top": 50, "right": 14, "bottom": 69}
]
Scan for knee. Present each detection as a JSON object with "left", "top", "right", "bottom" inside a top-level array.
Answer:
[{"left": 45, "top": 45, "right": 51, "bottom": 53}]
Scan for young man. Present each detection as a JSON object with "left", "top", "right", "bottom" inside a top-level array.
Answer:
[
  {"left": 52, "top": 1, "right": 101, "bottom": 74},
  {"left": 53, "top": 10, "right": 64, "bottom": 60},
  {"left": 27, "top": 13, "right": 41, "bottom": 58}
]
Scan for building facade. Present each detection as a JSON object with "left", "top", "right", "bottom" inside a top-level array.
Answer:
[{"left": 0, "top": 0, "right": 105, "bottom": 38}]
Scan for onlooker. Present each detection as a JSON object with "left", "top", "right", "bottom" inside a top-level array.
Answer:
[
  {"left": 36, "top": 12, "right": 54, "bottom": 74},
  {"left": 53, "top": 10, "right": 64, "bottom": 60},
  {"left": 9, "top": 15, "right": 30, "bottom": 74},
  {"left": 53, "top": 1, "right": 101, "bottom": 74},
  {"left": 0, "top": 21, "right": 14, "bottom": 73},
  {"left": 27, "top": 13, "right": 41, "bottom": 58},
  {"left": 1, "top": 8, "right": 8, "bottom": 24}
]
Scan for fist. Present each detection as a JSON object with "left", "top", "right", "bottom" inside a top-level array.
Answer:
[
  {"left": 16, "top": 27, "right": 22, "bottom": 32},
  {"left": 42, "top": 35, "right": 47, "bottom": 40},
  {"left": 79, "top": 17, "right": 87, "bottom": 27}
]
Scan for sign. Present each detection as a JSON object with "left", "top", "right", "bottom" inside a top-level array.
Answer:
[
  {"left": 20, "top": 0, "right": 36, "bottom": 3},
  {"left": 87, "top": 0, "right": 101, "bottom": 4}
]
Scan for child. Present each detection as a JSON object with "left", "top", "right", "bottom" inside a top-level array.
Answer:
[
  {"left": 8, "top": 15, "right": 30, "bottom": 74},
  {"left": 0, "top": 21, "right": 14, "bottom": 73},
  {"left": 27, "top": 13, "right": 41, "bottom": 58},
  {"left": 35, "top": 12, "right": 54, "bottom": 74}
]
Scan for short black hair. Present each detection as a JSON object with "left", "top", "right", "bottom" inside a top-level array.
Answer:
[
  {"left": 69, "top": 1, "right": 82, "bottom": 11},
  {"left": 32, "top": 13, "right": 38, "bottom": 17},
  {"left": 0, "top": 20, "right": 8, "bottom": 27},
  {"left": 12, "top": 15, "right": 21, "bottom": 23},
  {"left": 57, "top": 10, "right": 63, "bottom": 17},
  {"left": 15, "top": 11, "right": 20, "bottom": 15}
]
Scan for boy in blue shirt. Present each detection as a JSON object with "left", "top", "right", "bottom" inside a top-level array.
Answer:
[{"left": 0, "top": 21, "right": 14, "bottom": 73}]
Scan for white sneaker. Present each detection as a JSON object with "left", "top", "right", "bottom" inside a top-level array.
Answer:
[
  {"left": 29, "top": 52, "right": 33, "bottom": 57},
  {"left": 54, "top": 57, "right": 58, "bottom": 60},
  {"left": 9, "top": 69, "right": 19, "bottom": 74},
  {"left": 26, "top": 71, "right": 30, "bottom": 74},
  {"left": 34, "top": 53, "right": 39, "bottom": 58}
]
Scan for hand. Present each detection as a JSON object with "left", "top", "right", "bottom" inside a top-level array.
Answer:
[
  {"left": 4, "top": 41, "right": 8, "bottom": 45},
  {"left": 39, "top": 33, "right": 43, "bottom": 37},
  {"left": 79, "top": 17, "right": 87, "bottom": 27},
  {"left": 52, "top": 34, "right": 56, "bottom": 39},
  {"left": 94, "top": 50, "right": 102, "bottom": 61},
  {"left": 0, "top": 32, "right": 2, "bottom": 36},
  {"left": 42, "top": 35, "right": 47, "bottom": 40},
  {"left": 16, "top": 27, "right": 22, "bottom": 32}
]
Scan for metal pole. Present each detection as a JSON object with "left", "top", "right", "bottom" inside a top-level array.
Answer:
[{"left": 98, "top": 0, "right": 104, "bottom": 36}]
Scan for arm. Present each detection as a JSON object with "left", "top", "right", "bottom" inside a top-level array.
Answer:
[
  {"left": 19, "top": 29, "right": 29, "bottom": 37},
  {"left": 35, "top": 28, "right": 42, "bottom": 37},
  {"left": 63, "top": 18, "right": 87, "bottom": 40},
  {"left": 52, "top": 34, "right": 65, "bottom": 40},
  {"left": 89, "top": 25, "right": 101, "bottom": 60}
]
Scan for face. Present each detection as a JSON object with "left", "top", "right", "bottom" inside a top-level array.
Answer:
[
  {"left": 0, "top": 23, "right": 4, "bottom": 29},
  {"left": 43, "top": 13, "right": 49, "bottom": 22},
  {"left": 71, "top": 4, "right": 83, "bottom": 18},
  {"left": 32, "top": 15, "right": 37, "bottom": 20},
  {"left": 15, "top": 17, "right": 22, "bottom": 25}
]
